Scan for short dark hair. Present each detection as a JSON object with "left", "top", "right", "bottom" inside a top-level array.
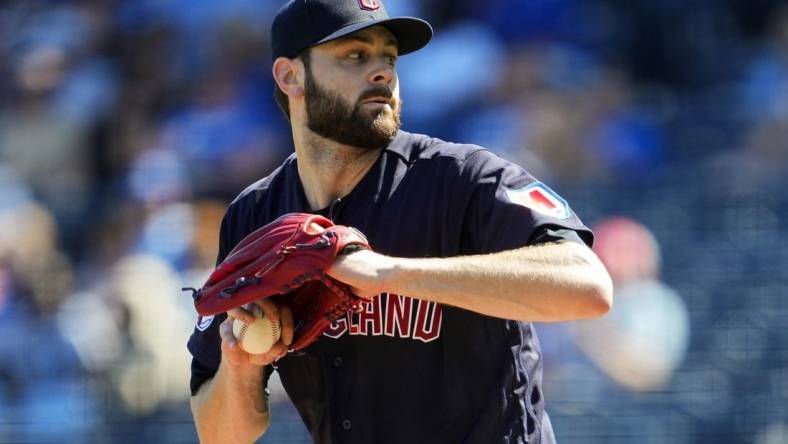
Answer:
[{"left": 274, "top": 49, "right": 311, "bottom": 122}]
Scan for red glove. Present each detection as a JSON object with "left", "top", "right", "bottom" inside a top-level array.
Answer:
[{"left": 186, "top": 213, "right": 370, "bottom": 351}]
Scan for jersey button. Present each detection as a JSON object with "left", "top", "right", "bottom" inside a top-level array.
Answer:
[
  {"left": 342, "top": 419, "right": 352, "bottom": 430},
  {"left": 333, "top": 356, "right": 343, "bottom": 367}
]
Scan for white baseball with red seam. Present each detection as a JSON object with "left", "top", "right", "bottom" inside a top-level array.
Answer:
[{"left": 232, "top": 306, "right": 281, "bottom": 354}]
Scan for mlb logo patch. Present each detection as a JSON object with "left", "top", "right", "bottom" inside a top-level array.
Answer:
[
  {"left": 196, "top": 315, "right": 215, "bottom": 331},
  {"left": 357, "top": 0, "right": 381, "bottom": 11},
  {"left": 505, "top": 182, "right": 571, "bottom": 220}
]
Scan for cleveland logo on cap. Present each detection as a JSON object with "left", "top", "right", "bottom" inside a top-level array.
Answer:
[{"left": 358, "top": 0, "right": 381, "bottom": 11}]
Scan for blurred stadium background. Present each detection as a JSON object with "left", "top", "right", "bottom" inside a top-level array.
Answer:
[{"left": 1, "top": 0, "right": 787, "bottom": 443}]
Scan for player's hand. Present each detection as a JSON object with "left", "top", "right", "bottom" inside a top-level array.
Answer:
[
  {"left": 327, "top": 249, "right": 396, "bottom": 299},
  {"left": 219, "top": 299, "right": 295, "bottom": 367}
]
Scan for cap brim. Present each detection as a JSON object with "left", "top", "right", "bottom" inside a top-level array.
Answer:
[{"left": 314, "top": 17, "right": 433, "bottom": 56}]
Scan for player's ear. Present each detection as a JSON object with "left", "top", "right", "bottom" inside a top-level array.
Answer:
[{"left": 272, "top": 57, "right": 304, "bottom": 99}]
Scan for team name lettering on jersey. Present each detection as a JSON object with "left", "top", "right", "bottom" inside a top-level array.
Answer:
[{"left": 323, "top": 293, "right": 443, "bottom": 343}]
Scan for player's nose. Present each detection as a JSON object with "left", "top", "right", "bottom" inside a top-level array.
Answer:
[{"left": 368, "top": 60, "right": 394, "bottom": 86}]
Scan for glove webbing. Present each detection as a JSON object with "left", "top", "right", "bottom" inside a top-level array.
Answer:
[{"left": 181, "top": 229, "right": 334, "bottom": 302}]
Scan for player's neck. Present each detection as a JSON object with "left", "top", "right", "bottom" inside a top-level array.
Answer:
[{"left": 294, "top": 129, "right": 383, "bottom": 211}]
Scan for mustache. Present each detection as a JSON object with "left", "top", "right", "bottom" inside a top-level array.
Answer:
[{"left": 358, "top": 87, "right": 393, "bottom": 103}]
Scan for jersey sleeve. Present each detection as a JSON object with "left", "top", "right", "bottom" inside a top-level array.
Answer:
[
  {"left": 458, "top": 149, "right": 593, "bottom": 254},
  {"left": 187, "top": 208, "right": 235, "bottom": 395},
  {"left": 187, "top": 313, "right": 225, "bottom": 395}
]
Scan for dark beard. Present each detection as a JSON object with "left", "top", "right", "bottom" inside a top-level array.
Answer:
[{"left": 304, "top": 67, "right": 401, "bottom": 150}]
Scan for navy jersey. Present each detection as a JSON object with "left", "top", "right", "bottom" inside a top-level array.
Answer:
[{"left": 188, "top": 131, "right": 593, "bottom": 444}]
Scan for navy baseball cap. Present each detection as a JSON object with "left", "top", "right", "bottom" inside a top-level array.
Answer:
[{"left": 271, "top": 0, "right": 433, "bottom": 60}]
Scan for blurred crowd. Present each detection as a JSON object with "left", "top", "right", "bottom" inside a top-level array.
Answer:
[{"left": 0, "top": 1, "right": 787, "bottom": 443}]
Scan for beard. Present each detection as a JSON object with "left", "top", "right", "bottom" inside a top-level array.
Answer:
[{"left": 304, "top": 68, "right": 401, "bottom": 150}]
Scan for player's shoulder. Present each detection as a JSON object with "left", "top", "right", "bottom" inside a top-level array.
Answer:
[
  {"left": 228, "top": 153, "right": 297, "bottom": 210},
  {"left": 390, "top": 130, "right": 511, "bottom": 169},
  {"left": 218, "top": 154, "right": 298, "bottom": 251}
]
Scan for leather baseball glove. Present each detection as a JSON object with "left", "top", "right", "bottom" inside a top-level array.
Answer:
[{"left": 185, "top": 213, "right": 370, "bottom": 351}]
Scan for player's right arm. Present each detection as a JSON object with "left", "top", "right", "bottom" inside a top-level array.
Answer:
[{"left": 191, "top": 302, "right": 294, "bottom": 444}]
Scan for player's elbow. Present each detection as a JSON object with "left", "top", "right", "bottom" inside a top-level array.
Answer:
[
  {"left": 569, "top": 243, "right": 614, "bottom": 319},
  {"left": 584, "top": 278, "right": 614, "bottom": 318},
  {"left": 576, "top": 269, "right": 614, "bottom": 319}
]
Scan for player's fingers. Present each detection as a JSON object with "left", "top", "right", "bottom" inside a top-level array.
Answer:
[
  {"left": 227, "top": 305, "right": 255, "bottom": 324},
  {"left": 219, "top": 317, "right": 252, "bottom": 367},
  {"left": 219, "top": 317, "right": 239, "bottom": 349},
  {"left": 247, "top": 341, "right": 287, "bottom": 366},
  {"left": 221, "top": 317, "right": 273, "bottom": 367},
  {"left": 280, "top": 305, "right": 294, "bottom": 346},
  {"left": 268, "top": 340, "right": 289, "bottom": 359},
  {"left": 248, "top": 352, "right": 276, "bottom": 366},
  {"left": 256, "top": 298, "right": 280, "bottom": 323},
  {"left": 248, "top": 356, "right": 268, "bottom": 366}
]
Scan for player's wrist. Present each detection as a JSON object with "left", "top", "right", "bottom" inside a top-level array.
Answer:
[
  {"left": 220, "top": 358, "right": 267, "bottom": 384},
  {"left": 376, "top": 253, "right": 401, "bottom": 295}
]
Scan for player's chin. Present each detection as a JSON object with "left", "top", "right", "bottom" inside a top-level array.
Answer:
[
  {"left": 359, "top": 104, "right": 389, "bottom": 121},
  {"left": 371, "top": 111, "right": 400, "bottom": 133}
]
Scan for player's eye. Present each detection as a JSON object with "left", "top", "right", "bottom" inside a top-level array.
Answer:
[
  {"left": 347, "top": 51, "right": 366, "bottom": 61},
  {"left": 385, "top": 55, "right": 397, "bottom": 67}
]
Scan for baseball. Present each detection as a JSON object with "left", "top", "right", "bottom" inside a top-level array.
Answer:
[{"left": 232, "top": 308, "right": 281, "bottom": 354}]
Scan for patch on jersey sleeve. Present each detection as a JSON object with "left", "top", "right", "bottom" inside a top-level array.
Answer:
[
  {"left": 504, "top": 182, "right": 572, "bottom": 220},
  {"left": 196, "top": 315, "right": 215, "bottom": 331}
]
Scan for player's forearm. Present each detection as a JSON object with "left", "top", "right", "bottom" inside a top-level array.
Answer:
[
  {"left": 388, "top": 241, "right": 613, "bottom": 322},
  {"left": 191, "top": 363, "right": 270, "bottom": 444},
  {"left": 331, "top": 242, "right": 612, "bottom": 322}
]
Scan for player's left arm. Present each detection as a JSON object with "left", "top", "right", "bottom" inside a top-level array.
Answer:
[{"left": 327, "top": 240, "right": 613, "bottom": 322}]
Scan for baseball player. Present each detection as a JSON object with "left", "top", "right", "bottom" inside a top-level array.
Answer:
[{"left": 188, "top": 1, "right": 613, "bottom": 443}]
